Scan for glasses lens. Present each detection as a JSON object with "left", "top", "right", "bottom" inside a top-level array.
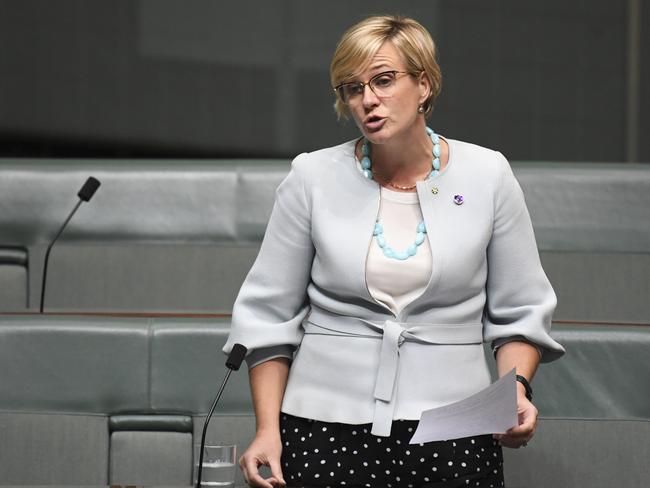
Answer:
[
  {"left": 370, "top": 72, "right": 397, "bottom": 97},
  {"left": 336, "top": 72, "right": 399, "bottom": 104},
  {"left": 338, "top": 83, "right": 364, "bottom": 104}
]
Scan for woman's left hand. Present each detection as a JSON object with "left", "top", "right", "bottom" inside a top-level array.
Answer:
[{"left": 493, "top": 384, "right": 538, "bottom": 448}]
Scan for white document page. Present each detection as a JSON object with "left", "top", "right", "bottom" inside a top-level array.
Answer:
[{"left": 410, "top": 368, "right": 518, "bottom": 444}]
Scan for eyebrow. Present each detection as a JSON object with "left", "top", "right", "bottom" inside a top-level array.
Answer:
[{"left": 341, "top": 64, "right": 394, "bottom": 84}]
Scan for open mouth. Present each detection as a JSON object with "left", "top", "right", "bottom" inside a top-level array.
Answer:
[{"left": 364, "top": 115, "right": 386, "bottom": 131}]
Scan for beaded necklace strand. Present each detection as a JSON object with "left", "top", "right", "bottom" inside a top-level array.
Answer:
[{"left": 361, "top": 127, "right": 440, "bottom": 261}]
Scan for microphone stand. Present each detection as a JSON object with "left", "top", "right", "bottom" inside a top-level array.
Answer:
[
  {"left": 196, "top": 344, "right": 247, "bottom": 488},
  {"left": 39, "top": 200, "right": 82, "bottom": 313},
  {"left": 196, "top": 370, "right": 234, "bottom": 488},
  {"left": 39, "top": 176, "right": 100, "bottom": 313}
]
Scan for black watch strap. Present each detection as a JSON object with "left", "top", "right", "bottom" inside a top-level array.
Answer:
[{"left": 516, "top": 374, "right": 533, "bottom": 401}]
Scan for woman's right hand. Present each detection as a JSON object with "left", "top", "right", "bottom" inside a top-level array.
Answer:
[{"left": 239, "top": 430, "right": 287, "bottom": 488}]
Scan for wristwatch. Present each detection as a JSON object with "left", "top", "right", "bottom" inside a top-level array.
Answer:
[{"left": 516, "top": 374, "right": 533, "bottom": 401}]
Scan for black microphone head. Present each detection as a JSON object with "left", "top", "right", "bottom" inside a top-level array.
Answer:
[
  {"left": 78, "top": 177, "right": 101, "bottom": 202},
  {"left": 225, "top": 344, "right": 248, "bottom": 371}
]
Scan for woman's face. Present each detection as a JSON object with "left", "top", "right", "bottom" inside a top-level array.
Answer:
[{"left": 345, "top": 41, "right": 430, "bottom": 145}]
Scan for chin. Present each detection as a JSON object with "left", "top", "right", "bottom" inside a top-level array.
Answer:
[{"left": 361, "top": 126, "right": 392, "bottom": 145}]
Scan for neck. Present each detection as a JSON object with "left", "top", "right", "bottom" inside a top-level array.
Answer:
[{"left": 370, "top": 119, "right": 432, "bottom": 181}]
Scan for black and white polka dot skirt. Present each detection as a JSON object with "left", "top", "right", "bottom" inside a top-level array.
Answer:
[{"left": 280, "top": 413, "right": 504, "bottom": 488}]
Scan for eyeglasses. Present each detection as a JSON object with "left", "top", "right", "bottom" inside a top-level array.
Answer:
[{"left": 334, "top": 70, "right": 411, "bottom": 105}]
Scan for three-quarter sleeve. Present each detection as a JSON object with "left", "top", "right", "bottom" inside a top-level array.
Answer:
[
  {"left": 482, "top": 151, "right": 565, "bottom": 363},
  {"left": 223, "top": 153, "right": 315, "bottom": 368}
]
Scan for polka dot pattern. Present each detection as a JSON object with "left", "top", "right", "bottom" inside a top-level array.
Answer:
[{"left": 280, "top": 414, "right": 503, "bottom": 487}]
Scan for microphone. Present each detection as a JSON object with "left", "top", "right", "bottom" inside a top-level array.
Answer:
[
  {"left": 196, "top": 343, "right": 248, "bottom": 488},
  {"left": 77, "top": 176, "right": 101, "bottom": 201},
  {"left": 39, "top": 177, "right": 101, "bottom": 313}
]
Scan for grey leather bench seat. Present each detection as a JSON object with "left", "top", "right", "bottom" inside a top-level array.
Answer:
[
  {"left": 0, "top": 315, "right": 648, "bottom": 487},
  {"left": 0, "top": 246, "right": 28, "bottom": 310},
  {"left": 503, "top": 324, "right": 650, "bottom": 488},
  {"left": 0, "top": 315, "right": 253, "bottom": 487}
]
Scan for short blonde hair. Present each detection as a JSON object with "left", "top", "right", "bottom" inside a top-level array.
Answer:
[{"left": 330, "top": 15, "right": 442, "bottom": 119}]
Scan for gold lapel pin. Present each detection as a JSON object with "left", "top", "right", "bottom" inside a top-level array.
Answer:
[{"left": 431, "top": 187, "right": 439, "bottom": 195}]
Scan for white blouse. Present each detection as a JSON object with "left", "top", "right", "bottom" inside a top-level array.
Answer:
[{"left": 366, "top": 186, "right": 432, "bottom": 316}]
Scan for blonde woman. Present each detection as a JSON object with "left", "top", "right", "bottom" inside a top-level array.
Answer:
[{"left": 225, "top": 15, "right": 564, "bottom": 488}]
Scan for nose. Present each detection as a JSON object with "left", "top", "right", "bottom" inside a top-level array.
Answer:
[{"left": 361, "top": 83, "right": 380, "bottom": 109}]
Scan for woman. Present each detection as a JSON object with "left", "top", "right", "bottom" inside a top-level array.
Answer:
[{"left": 224, "top": 15, "right": 564, "bottom": 488}]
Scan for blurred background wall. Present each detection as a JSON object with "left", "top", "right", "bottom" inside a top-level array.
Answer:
[{"left": 0, "top": 0, "right": 647, "bottom": 162}]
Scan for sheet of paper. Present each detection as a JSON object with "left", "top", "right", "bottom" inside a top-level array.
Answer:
[{"left": 409, "top": 368, "right": 518, "bottom": 444}]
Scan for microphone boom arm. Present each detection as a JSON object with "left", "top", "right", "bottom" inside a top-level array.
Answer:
[
  {"left": 39, "top": 199, "right": 83, "bottom": 313},
  {"left": 39, "top": 176, "right": 100, "bottom": 313},
  {"left": 196, "top": 344, "right": 247, "bottom": 488},
  {"left": 196, "top": 369, "right": 233, "bottom": 488}
]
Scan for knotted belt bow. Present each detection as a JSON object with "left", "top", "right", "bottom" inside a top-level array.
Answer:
[{"left": 305, "top": 306, "right": 484, "bottom": 436}]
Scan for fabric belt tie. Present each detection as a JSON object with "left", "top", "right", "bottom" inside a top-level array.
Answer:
[{"left": 305, "top": 306, "right": 484, "bottom": 437}]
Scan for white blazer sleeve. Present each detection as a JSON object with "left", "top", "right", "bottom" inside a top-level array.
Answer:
[
  {"left": 223, "top": 153, "right": 315, "bottom": 368},
  {"left": 482, "top": 151, "right": 565, "bottom": 363}
]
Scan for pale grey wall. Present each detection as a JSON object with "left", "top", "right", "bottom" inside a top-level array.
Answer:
[{"left": 0, "top": 0, "right": 647, "bottom": 161}]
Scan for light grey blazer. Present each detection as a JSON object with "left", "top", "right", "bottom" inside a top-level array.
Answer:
[{"left": 224, "top": 137, "right": 565, "bottom": 436}]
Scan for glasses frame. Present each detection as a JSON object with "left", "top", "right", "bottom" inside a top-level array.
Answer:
[{"left": 333, "top": 70, "right": 411, "bottom": 105}]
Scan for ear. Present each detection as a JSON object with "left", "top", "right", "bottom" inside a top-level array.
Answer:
[{"left": 417, "top": 72, "right": 431, "bottom": 105}]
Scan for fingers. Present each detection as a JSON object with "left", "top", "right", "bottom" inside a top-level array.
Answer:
[
  {"left": 239, "top": 453, "right": 287, "bottom": 488},
  {"left": 506, "top": 414, "right": 535, "bottom": 437},
  {"left": 493, "top": 432, "right": 529, "bottom": 449},
  {"left": 493, "top": 400, "right": 538, "bottom": 449},
  {"left": 267, "top": 476, "right": 286, "bottom": 487},
  {"left": 240, "top": 455, "right": 273, "bottom": 488},
  {"left": 269, "top": 457, "right": 287, "bottom": 487},
  {"left": 495, "top": 425, "right": 533, "bottom": 448},
  {"left": 245, "top": 471, "right": 274, "bottom": 488},
  {"left": 238, "top": 431, "right": 286, "bottom": 487}
]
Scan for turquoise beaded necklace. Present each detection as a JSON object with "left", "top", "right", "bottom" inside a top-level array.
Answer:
[
  {"left": 361, "top": 127, "right": 441, "bottom": 261},
  {"left": 373, "top": 219, "right": 427, "bottom": 261}
]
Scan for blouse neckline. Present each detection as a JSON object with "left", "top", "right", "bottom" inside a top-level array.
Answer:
[{"left": 352, "top": 134, "right": 454, "bottom": 189}]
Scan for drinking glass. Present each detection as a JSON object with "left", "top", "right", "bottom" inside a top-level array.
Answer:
[{"left": 194, "top": 444, "right": 237, "bottom": 487}]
